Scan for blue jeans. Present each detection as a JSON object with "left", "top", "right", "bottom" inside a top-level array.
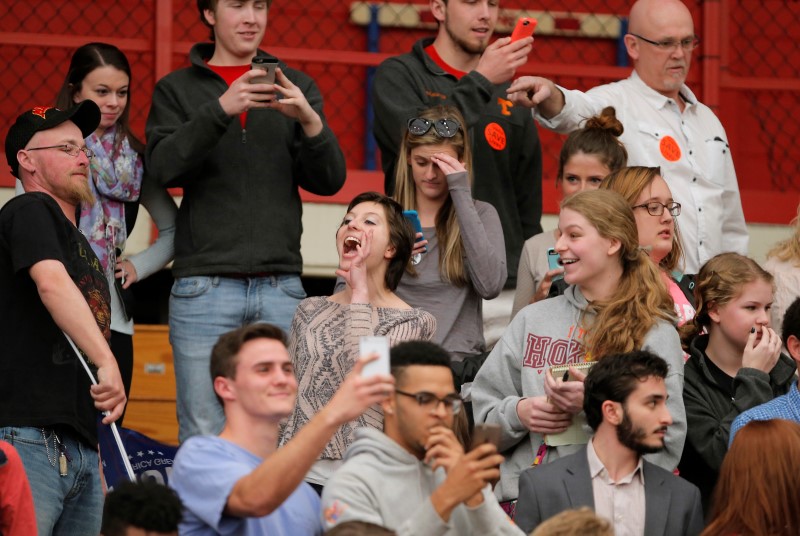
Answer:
[
  {"left": 169, "top": 274, "right": 306, "bottom": 442},
  {"left": 1, "top": 427, "right": 102, "bottom": 536}
]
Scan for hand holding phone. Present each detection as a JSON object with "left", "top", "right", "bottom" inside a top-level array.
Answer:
[
  {"left": 510, "top": 17, "right": 537, "bottom": 42},
  {"left": 359, "top": 336, "right": 390, "bottom": 378},
  {"left": 250, "top": 57, "right": 279, "bottom": 86}
]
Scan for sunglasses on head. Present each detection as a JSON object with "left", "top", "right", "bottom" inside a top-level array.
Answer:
[{"left": 407, "top": 117, "right": 461, "bottom": 138}]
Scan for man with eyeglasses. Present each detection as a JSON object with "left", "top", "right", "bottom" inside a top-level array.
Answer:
[
  {"left": 507, "top": 0, "right": 748, "bottom": 274},
  {"left": 0, "top": 101, "right": 127, "bottom": 535},
  {"left": 322, "top": 340, "right": 522, "bottom": 535},
  {"left": 169, "top": 323, "right": 394, "bottom": 535}
]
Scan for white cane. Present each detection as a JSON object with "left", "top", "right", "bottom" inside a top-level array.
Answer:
[{"left": 63, "top": 332, "right": 136, "bottom": 482}]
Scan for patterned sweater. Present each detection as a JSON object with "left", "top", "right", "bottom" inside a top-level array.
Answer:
[{"left": 280, "top": 296, "right": 436, "bottom": 459}]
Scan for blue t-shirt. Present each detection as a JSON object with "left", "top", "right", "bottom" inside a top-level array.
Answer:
[{"left": 170, "top": 435, "right": 322, "bottom": 535}]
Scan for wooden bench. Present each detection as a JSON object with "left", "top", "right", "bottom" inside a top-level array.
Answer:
[{"left": 125, "top": 325, "right": 179, "bottom": 445}]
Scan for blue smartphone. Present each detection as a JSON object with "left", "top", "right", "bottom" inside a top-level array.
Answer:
[
  {"left": 402, "top": 210, "right": 425, "bottom": 245},
  {"left": 547, "top": 247, "right": 564, "bottom": 281}
]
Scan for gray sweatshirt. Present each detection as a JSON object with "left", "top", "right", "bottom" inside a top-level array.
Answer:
[
  {"left": 472, "top": 286, "right": 686, "bottom": 501},
  {"left": 395, "top": 171, "right": 507, "bottom": 360},
  {"left": 321, "top": 428, "right": 523, "bottom": 536}
]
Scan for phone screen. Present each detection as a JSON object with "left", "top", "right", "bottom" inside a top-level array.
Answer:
[{"left": 359, "top": 336, "right": 390, "bottom": 377}]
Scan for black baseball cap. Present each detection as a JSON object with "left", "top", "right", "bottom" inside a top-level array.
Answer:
[{"left": 5, "top": 100, "right": 100, "bottom": 178}]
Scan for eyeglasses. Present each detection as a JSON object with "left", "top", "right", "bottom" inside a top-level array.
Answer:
[
  {"left": 632, "top": 201, "right": 682, "bottom": 217},
  {"left": 630, "top": 33, "right": 700, "bottom": 52},
  {"left": 407, "top": 117, "right": 461, "bottom": 138},
  {"left": 395, "top": 389, "right": 463, "bottom": 414},
  {"left": 26, "top": 144, "right": 94, "bottom": 158}
]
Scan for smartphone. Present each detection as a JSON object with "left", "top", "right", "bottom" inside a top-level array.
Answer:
[
  {"left": 402, "top": 210, "right": 425, "bottom": 244},
  {"left": 250, "top": 57, "right": 279, "bottom": 85},
  {"left": 470, "top": 423, "right": 502, "bottom": 451},
  {"left": 510, "top": 17, "right": 538, "bottom": 42},
  {"left": 359, "top": 336, "right": 390, "bottom": 378},
  {"left": 547, "top": 247, "right": 564, "bottom": 281}
]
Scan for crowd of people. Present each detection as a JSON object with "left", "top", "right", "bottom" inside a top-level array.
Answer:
[{"left": 2, "top": 0, "right": 800, "bottom": 535}]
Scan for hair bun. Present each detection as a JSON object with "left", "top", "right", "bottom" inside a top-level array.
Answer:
[{"left": 584, "top": 106, "right": 624, "bottom": 137}]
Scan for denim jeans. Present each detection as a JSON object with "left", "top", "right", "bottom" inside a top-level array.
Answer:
[
  {"left": 1, "top": 427, "right": 103, "bottom": 536},
  {"left": 169, "top": 274, "right": 306, "bottom": 443}
]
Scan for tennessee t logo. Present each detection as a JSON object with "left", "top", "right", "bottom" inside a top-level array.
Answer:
[
  {"left": 31, "top": 106, "right": 52, "bottom": 119},
  {"left": 497, "top": 98, "right": 513, "bottom": 116}
]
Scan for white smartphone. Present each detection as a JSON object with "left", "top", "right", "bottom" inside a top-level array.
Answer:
[{"left": 359, "top": 336, "right": 390, "bottom": 377}]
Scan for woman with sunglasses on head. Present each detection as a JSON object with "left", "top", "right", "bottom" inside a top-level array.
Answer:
[
  {"left": 512, "top": 107, "right": 627, "bottom": 318},
  {"left": 601, "top": 166, "right": 696, "bottom": 326},
  {"left": 472, "top": 189, "right": 684, "bottom": 503},
  {"left": 281, "top": 192, "right": 436, "bottom": 491},
  {"left": 393, "top": 105, "right": 506, "bottom": 363},
  {"left": 55, "top": 43, "right": 177, "bottom": 404}
]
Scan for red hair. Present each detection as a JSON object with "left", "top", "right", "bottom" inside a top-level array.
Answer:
[{"left": 703, "top": 419, "right": 800, "bottom": 536}]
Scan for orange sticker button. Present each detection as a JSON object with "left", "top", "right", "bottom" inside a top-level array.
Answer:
[
  {"left": 660, "top": 135, "right": 681, "bottom": 162},
  {"left": 485, "top": 122, "right": 507, "bottom": 151}
]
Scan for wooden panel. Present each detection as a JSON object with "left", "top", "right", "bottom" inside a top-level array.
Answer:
[
  {"left": 126, "top": 325, "right": 178, "bottom": 445},
  {"left": 124, "top": 401, "right": 178, "bottom": 446}
]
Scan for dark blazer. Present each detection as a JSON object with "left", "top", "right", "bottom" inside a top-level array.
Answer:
[{"left": 515, "top": 446, "right": 704, "bottom": 536}]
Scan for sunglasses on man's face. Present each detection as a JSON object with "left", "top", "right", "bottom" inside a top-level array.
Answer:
[{"left": 407, "top": 117, "right": 461, "bottom": 138}]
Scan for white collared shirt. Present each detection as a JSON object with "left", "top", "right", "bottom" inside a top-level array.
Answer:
[
  {"left": 534, "top": 71, "right": 748, "bottom": 273},
  {"left": 587, "top": 439, "right": 646, "bottom": 536}
]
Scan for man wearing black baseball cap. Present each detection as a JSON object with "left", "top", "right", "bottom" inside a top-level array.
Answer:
[{"left": 0, "top": 100, "right": 126, "bottom": 535}]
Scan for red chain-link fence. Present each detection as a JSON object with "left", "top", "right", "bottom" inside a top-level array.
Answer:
[{"left": 1, "top": 0, "right": 798, "bottom": 221}]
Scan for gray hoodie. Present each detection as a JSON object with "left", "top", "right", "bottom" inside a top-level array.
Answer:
[
  {"left": 321, "top": 428, "right": 523, "bottom": 536},
  {"left": 472, "top": 286, "right": 686, "bottom": 501}
]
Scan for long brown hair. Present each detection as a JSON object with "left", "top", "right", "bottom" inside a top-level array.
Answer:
[
  {"left": 679, "top": 252, "right": 774, "bottom": 349},
  {"left": 601, "top": 166, "right": 685, "bottom": 272},
  {"left": 55, "top": 42, "right": 144, "bottom": 154},
  {"left": 393, "top": 105, "right": 472, "bottom": 286},
  {"left": 703, "top": 419, "right": 800, "bottom": 536},
  {"left": 560, "top": 190, "right": 676, "bottom": 359}
]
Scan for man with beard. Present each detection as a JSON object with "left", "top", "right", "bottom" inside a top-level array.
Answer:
[
  {"left": 372, "top": 0, "right": 543, "bottom": 288},
  {"left": 508, "top": 0, "right": 747, "bottom": 274},
  {"left": 514, "top": 350, "right": 703, "bottom": 536},
  {"left": 0, "top": 102, "right": 127, "bottom": 535},
  {"left": 321, "top": 341, "right": 522, "bottom": 535}
]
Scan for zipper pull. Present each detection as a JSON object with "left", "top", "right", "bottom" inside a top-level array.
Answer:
[{"left": 241, "top": 128, "right": 247, "bottom": 144}]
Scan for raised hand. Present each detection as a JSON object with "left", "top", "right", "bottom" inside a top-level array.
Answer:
[
  {"left": 742, "top": 325, "right": 782, "bottom": 373},
  {"left": 475, "top": 36, "right": 534, "bottom": 85},
  {"left": 326, "top": 353, "right": 395, "bottom": 425},
  {"left": 268, "top": 68, "right": 323, "bottom": 137},
  {"left": 218, "top": 69, "right": 275, "bottom": 116}
]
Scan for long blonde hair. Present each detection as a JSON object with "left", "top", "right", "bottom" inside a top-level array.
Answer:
[
  {"left": 767, "top": 203, "right": 800, "bottom": 266},
  {"left": 561, "top": 190, "right": 676, "bottom": 359},
  {"left": 393, "top": 105, "right": 473, "bottom": 286},
  {"left": 679, "top": 252, "right": 774, "bottom": 348},
  {"left": 601, "top": 166, "right": 685, "bottom": 273}
]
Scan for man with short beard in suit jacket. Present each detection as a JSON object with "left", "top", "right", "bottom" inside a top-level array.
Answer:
[{"left": 515, "top": 350, "right": 703, "bottom": 536}]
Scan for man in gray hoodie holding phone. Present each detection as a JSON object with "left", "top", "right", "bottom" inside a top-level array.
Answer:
[{"left": 321, "top": 340, "right": 522, "bottom": 535}]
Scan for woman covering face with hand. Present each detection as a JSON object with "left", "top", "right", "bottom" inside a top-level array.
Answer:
[
  {"left": 280, "top": 192, "right": 436, "bottom": 490},
  {"left": 55, "top": 42, "right": 177, "bottom": 406},
  {"left": 678, "top": 252, "right": 795, "bottom": 514},
  {"left": 392, "top": 105, "right": 506, "bottom": 362}
]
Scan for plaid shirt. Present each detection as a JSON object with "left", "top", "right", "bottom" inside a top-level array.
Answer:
[{"left": 730, "top": 381, "right": 800, "bottom": 446}]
